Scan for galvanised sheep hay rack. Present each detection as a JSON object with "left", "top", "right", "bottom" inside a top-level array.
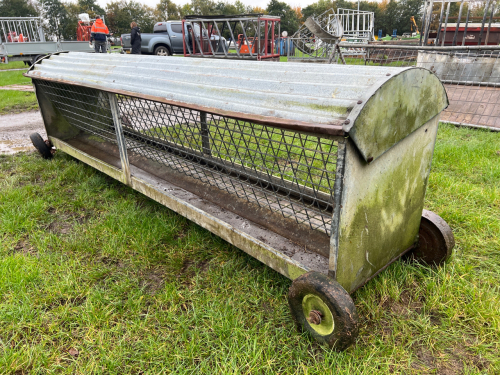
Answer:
[{"left": 26, "top": 52, "right": 455, "bottom": 350}]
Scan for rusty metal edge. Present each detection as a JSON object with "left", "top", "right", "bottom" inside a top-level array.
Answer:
[
  {"left": 49, "top": 136, "right": 312, "bottom": 281},
  {"left": 25, "top": 74, "right": 346, "bottom": 136}
]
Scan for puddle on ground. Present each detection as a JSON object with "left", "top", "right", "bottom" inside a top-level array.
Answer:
[{"left": 0, "top": 139, "right": 35, "bottom": 154}]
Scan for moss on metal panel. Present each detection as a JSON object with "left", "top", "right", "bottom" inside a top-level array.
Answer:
[
  {"left": 349, "top": 68, "right": 448, "bottom": 162},
  {"left": 285, "top": 101, "right": 353, "bottom": 117},
  {"left": 336, "top": 118, "right": 439, "bottom": 293}
]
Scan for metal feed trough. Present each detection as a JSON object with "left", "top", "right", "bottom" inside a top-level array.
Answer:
[{"left": 26, "top": 53, "right": 455, "bottom": 350}]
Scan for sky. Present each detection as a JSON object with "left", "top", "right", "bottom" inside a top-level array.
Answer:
[{"left": 95, "top": 0, "right": 321, "bottom": 11}]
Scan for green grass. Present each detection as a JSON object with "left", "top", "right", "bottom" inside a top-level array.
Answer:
[
  {"left": 0, "top": 60, "right": 27, "bottom": 70},
  {"left": 0, "top": 123, "right": 499, "bottom": 373},
  {"left": 0, "top": 61, "right": 37, "bottom": 114},
  {"left": 143, "top": 121, "right": 337, "bottom": 194},
  {"left": 0, "top": 70, "right": 31, "bottom": 86},
  {"left": 0, "top": 90, "right": 38, "bottom": 114}
]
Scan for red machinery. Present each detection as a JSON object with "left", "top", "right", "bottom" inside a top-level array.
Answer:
[
  {"left": 7, "top": 32, "right": 27, "bottom": 42},
  {"left": 77, "top": 20, "right": 92, "bottom": 41}
]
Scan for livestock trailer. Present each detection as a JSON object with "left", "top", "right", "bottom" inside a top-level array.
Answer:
[{"left": 26, "top": 53, "right": 454, "bottom": 350}]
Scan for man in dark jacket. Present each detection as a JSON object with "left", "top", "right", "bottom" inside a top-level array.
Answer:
[{"left": 130, "top": 22, "right": 142, "bottom": 54}]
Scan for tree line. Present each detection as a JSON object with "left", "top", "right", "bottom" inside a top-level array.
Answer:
[{"left": 0, "top": 0, "right": 493, "bottom": 41}]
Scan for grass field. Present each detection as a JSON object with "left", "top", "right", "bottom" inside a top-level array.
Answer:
[
  {"left": 0, "top": 70, "right": 31, "bottom": 86},
  {"left": 0, "top": 61, "right": 27, "bottom": 70},
  {"left": 0, "top": 123, "right": 498, "bottom": 374},
  {"left": 0, "top": 63, "right": 38, "bottom": 114},
  {"left": 0, "top": 90, "right": 38, "bottom": 115}
]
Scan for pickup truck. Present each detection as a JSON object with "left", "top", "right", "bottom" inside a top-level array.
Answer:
[{"left": 121, "top": 21, "right": 227, "bottom": 56}]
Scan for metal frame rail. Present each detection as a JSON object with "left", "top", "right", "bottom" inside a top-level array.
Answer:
[
  {"left": 420, "top": 0, "right": 500, "bottom": 46},
  {"left": 182, "top": 14, "right": 281, "bottom": 60}
]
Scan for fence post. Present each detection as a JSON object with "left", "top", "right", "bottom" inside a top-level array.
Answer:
[
  {"left": 200, "top": 111, "right": 212, "bottom": 156},
  {"left": 108, "top": 92, "right": 131, "bottom": 186}
]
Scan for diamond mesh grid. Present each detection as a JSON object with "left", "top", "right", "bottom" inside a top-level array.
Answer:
[
  {"left": 117, "top": 95, "right": 339, "bottom": 235},
  {"left": 35, "top": 80, "right": 340, "bottom": 235}
]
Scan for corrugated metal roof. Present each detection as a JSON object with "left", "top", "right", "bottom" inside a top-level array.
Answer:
[
  {"left": 27, "top": 52, "right": 407, "bottom": 126},
  {"left": 26, "top": 52, "right": 448, "bottom": 162}
]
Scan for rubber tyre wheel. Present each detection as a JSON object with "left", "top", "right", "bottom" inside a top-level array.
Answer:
[
  {"left": 409, "top": 210, "right": 455, "bottom": 266},
  {"left": 154, "top": 46, "right": 171, "bottom": 56},
  {"left": 288, "top": 272, "right": 358, "bottom": 351},
  {"left": 31, "top": 54, "right": 44, "bottom": 65},
  {"left": 30, "top": 133, "right": 52, "bottom": 159}
]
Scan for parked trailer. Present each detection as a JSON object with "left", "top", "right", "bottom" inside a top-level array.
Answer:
[
  {"left": 25, "top": 53, "right": 454, "bottom": 350},
  {"left": 0, "top": 17, "right": 93, "bottom": 64}
]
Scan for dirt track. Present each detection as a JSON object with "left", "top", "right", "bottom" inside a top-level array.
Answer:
[{"left": 0, "top": 111, "right": 46, "bottom": 154}]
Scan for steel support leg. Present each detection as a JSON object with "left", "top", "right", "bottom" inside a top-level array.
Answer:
[
  {"left": 200, "top": 111, "right": 212, "bottom": 156},
  {"left": 108, "top": 92, "right": 131, "bottom": 186}
]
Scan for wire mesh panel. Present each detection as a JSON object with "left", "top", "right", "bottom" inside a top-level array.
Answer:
[
  {"left": 115, "top": 95, "right": 339, "bottom": 235},
  {"left": 33, "top": 79, "right": 341, "bottom": 235},
  {"left": 34, "top": 80, "right": 117, "bottom": 142}
]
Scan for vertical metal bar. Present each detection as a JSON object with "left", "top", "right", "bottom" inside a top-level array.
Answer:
[
  {"left": 420, "top": 1, "right": 428, "bottom": 45},
  {"left": 452, "top": 0, "right": 464, "bottom": 46},
  {"left": 212, "top": 21, "right": 227, "bottom": 56},
  {"left": 328, "top": 139, "right": 346, "bottom": 280},
  {"left": 278, "top": 20, "right": 280, "bottom": 57},
  {"left": 357, "top": 11, "right": 360, "bottom": 38},
  {"left": 28, "top": 19, "right": 36, "bottom": 41},
  {"left": 32, "top": 19, "right": 39, "bottom": 40},
  {"left": 485, "top": 2, "right": 496, "bottom": 45},
  {"left": 201, "top": 20, "right": 215, "bottom": 56},
  {"left": 107, "top": 92, "right": 131, "bottom": 186},
  {"left": 257, "top": 17, "right": 261, "bottom": 58},
  {"left": 182, "top": 20, "right": 187, "bottom": 56},
  {"left": 38, "top": 22, "right": 45, "bottom": 42},
  {"left": 240, "top": 20, "right": 253, "bottom": 57},
  {"left": 441, "top": 2, "right": 451, "bottom": 47},
  {"left": 435, "top": 1, "right": 445, "bottom": 45},
  {"left": 198, "top": 22, "right": 204, "bottom": 56},
  {"left": 352, "top": 10, "right": 355, "bottom": 35},
  {"left": 462, "top": 8, "right": 470, "bottom": 46},
  {"left": 227, "top": 21, "right": 241, "bottom": 57},
  {"left": 200, "top": 111, "right": 211, "bottom": 156},
  {"left": 478, "top": 0, "right": 491, "bottom": 45},
  {"left": 271, "top": 20, "right": 275, "bottom": 59},
  {"left": 371, "top": 12, "right": 374, "bottom": 40},
  {"left": 264, "top": 20, "right": 268, "bottom": 59},
  {"left": 423, "top": 0, "right": 434, "bottom": 46},
  {"left": 1, "top": 20, "right": 7, "bottom": 43},
  {"left": 193, "top": 22, "right": 204, "bottom": 56}
]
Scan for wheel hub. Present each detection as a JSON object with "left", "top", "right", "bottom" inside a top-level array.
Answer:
[{"left": 302, "top": 294, "right": 334, "bottom": 335}]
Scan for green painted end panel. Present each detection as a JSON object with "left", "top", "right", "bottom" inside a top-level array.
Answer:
[
  {"left": 348, "top": 68, "right": 448, "bottom": 162},
  {"left": 336, "top": 117, "right": 439, "bottom": 293}
]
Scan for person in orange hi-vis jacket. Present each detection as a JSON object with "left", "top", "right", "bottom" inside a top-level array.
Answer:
[{"left": 90, "top": 16, "right": 111, "bottom": 53}]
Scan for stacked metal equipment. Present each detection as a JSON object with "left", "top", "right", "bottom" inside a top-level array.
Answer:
[
  {"left": 26, "top": 53, "right": 455, "bottom": 350},
  {"left": 291, "top": 9, "right": 345, "bottom": 63},
  {"left": 0, "top": 17, "right": 93, "bottom": 64},
  {"left": 182, "top": 14, "right": 281, "bottom": 60}
]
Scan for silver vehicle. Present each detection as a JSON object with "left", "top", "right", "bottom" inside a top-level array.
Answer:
[{"left": 121, "top": 21, "right": 227, "bottom": 56}]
